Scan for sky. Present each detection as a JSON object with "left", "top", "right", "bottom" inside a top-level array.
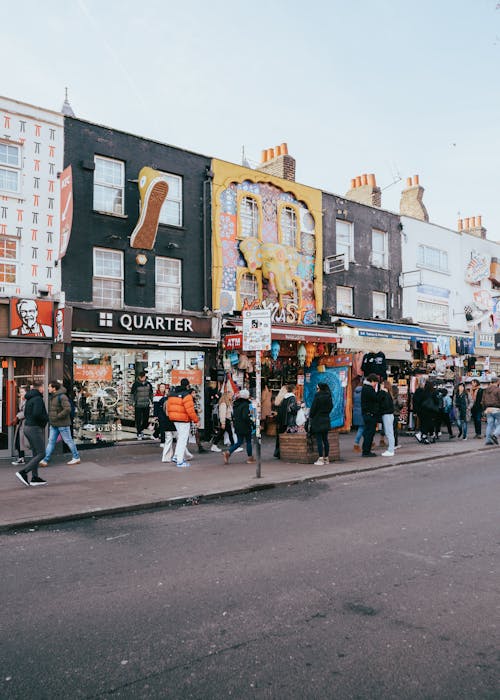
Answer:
[{"left": 4, "top": 0, "right": 500, "bottom": 240}]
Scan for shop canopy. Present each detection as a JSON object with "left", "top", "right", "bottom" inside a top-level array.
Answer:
[
  {"left": 230, "top": 322, "right": 341, "bottom": 344},
  {"left": 338, "top": 318, "right": 438, "bottom": 342}
]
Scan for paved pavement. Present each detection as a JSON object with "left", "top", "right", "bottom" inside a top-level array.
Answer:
[{"left": 0, "top": 432, "right": 496, "bottom": 531}]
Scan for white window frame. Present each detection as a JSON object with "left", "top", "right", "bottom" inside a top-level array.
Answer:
[
  {"left": 93, "top": 156, "right": 125, "bottom": 215},
  {"left": 371, "top": 229, "right": 388, "bottom": 269},
  {"left": 239, "top": 196, "right": 260, "bottom": 239},
  {"left": 0, "top": 141, "right": 21, "bottom": 195},
  {"left": 336, "top": 285, "right": 353, "bottom": 316},
  {"left": 280, "top": 206, "right": 298, "bottom": 247},
  {"left": 417, "top": 244, "right": 449, "bottom": 273},
  {"left": 158, "top": 173, "right": 183, "bottom": 227},
  {"left": 240, "top": 272, "right": 259, "bottom": 304},
  {"left": 336, "top": 220, "right": 354, "bottom": 262},
  {"left": 416, "top": 299, "right": 449, "bottom": 326},
  {"left": 0, "top": 237, "right": 18, "bottom": 284},
  {"left": 155, "top": 257, "right": 182, "bottom": 313},
  {"left": 372, "top": 291, "right": 387, "bottom": 319},
  {"left": 92, "top": 248, "right": 123, "bottom": 308}
]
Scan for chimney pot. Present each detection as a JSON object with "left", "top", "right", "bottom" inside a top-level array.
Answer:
[
  {"left": 350, "top": 178, "right": 356, "bottom": 188},
  {"left": 457, "top": 218, "right": 463, "bottom": 231},
  {"left": 355, "top": 176, "right": 362, "bottom": 187},
  {"left": 464, "top": 217, "right": 470, "bottom": 229},
  {"left": 268, "top": 148, "right": 275, "bottom": 160},
  {"left": 361, "top": 173, "right": 368, "bottom": 186},
  {"left": 477, "top": 215, "right": 482, "bottom": 228},
  {"left": 275, "top": 145, "right": 282, "bottom": 157},
  {"left": 413, "top": 174, "right": 420, "bottom": 185},
  {"left": 280, "top": 142, "right": 288, "bottom": 155},
  {"left": 261, "top": 149, "right": 268, "bottom": 163},
  {"left": 406, "top": 177, "right": 412, "bottom": 187},
  {"left": 367, "top": 173, "right": 376, "bottom": 187}
]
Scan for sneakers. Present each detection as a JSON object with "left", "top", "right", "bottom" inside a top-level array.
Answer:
[
  {"left": 171, "top": 455, "right": 178, "bottom": 463},
  {"left": 39, "top": 459, "right": 48, "bottom": 467},
  {"left": 415, "top": 432, "right": 422, "bottom": 443},
  {"left": 235, "top": 447, "right": 244, "bottom": 453},
  {"left": 394, "top": 445, "right": 401, "bottom": 450},
  {"left": 185, "top": 450, "right": 193, "bottom": 460},
  {"left": 30, "top": 476, "right": 47, "bottom": 486},
  {"left": 67, "top": 458, "right": 81, "bottom": 465},
  {"left": 11, "top": 457, "right": 25, "bottom": 465},
  {"left": 323, "top": 456, "right": 330, "bottom": 464},
  {"left": 246, "top": 456, "right": 256, "bottom": 464},
  {"left": 381, "top": 450, "right": 395, "bottom": 457},
  {"left": 314, "top": 457, "right": 324, "bottom": 465},
  {"left": 130, "top": 167, "right": 169, "bottom": 250},
  {"left": 16, "top": 471, "right": 30, "bottom": 486},
  {"left": 223, "top": 451, "right": 230, "bottom": 464},
  {"left": 492, "top": 435, "right": 499, "bottom": 445},
  {"left": 362, "top": 452, "right": 377, "bottom": 457},
  {"left": 176, "top": 460, "right": 190, "bottom": 468},
  {"left": 210, "top": 444, "right": 222, "bottom": 452}
]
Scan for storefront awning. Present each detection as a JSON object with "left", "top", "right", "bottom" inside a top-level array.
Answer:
[
  {"left": 338, "top": 317, "right": 437, "bottom": 342},
  {"left": 231, "top": 323, "right": 341, "bottom": 343}
]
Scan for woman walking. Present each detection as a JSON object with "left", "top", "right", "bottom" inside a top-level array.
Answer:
[
  {"left": 12, "top": 385, "right": 27, "bottom": 466},
  {"left": 210, "top": 392, "right": 235, "bottom": 452},
  {"left": 419, "top": 380, "right": 440, "bottom": 444},
  {"left": 352, "top": 384, "right": 364, "bottom": 453},
  {"left": 153, "top": 383, "right": 168, "bottom": 444},
  {"left": 379, "top": 381, "right": 396, "bottom": 457},
  {"left": 309, "top": 383, "right": 333, "bottom": 466},
  {"left": 454, "top": 382, "right": 469, "bottom": 440},
  {"left": 223, "top": 390, "right": 255, "bottom": 464}
]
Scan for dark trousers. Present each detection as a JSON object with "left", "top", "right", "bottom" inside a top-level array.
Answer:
[
  {"left": 135, "top": 406, "right": 150, "bottom": 435},
  {"left": 23, "top": 425, "right": 45, "bottom": 478},
  {"left": 393, "top": 417, "right": 399, "bottom": 446},
  {"left": 315, "top": 431, "right": 329, "bottom": 457},
  {"left": 438, "top": 412, "right": 453, "bottom": 436},
  {"left": 229, "top": 432, "right": 252, "bottom": 457},
  {"left": 471, "top": 409, "right": 482, "bottom": 436},
  {"left": 212, "top": 419, "right": 235, "bottom": 447},
  {"left": 362, "top": 414, "right": 377, "bottom": 455}
]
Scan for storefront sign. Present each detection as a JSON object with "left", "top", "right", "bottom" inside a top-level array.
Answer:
[
  {"left": 9, "top": 298, "right": 53, "bottom": 339},
  {"left": 465, "top": 254, "right": 489, "bottom": 284},
  {"left": 475, "top": 332, "right": 495, "bottom": 349},
  {"left": 223, "top": 334, "right": 243, "bottom": 350},
  {"left": 242, "top": 298, "right": 302, "bottom": 325},
  {"left": 74, "top": 364, "right": 113, "bottom": 381},
  {"left": 171, "top": 368, "right": 203, "bottom": 386},
  {"left": 72, "top": 308, "right": 213, "bottom": 338},
  {"left": 242, "top": 309, "right": 271, "bottom": 351}
]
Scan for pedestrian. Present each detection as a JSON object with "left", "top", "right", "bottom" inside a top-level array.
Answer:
[
  {"left": 379, "top": 381, "right": 396, "bottom": 457},
  {"left": 153, "top": 382, "right": 168, "bottom": 443},
  {"left": 11, "top": 385, "right": 27, "bottom": 466},
  {"left": 419, "top": 380, "right": 440, "bottom": 444},
  {"left": 223, "top": 389, "right": 255, "bottom": 464},
  {"left": 15, "top": 381, "right": 49, "bottom": 486},
  {"left": 352, "top": 384, "right": 364, "bottom": 453},
  {"left": 361, "top": 374, "right": 380, "bottom": 457},
  {"left": 481, "top": 377, "right": 500, "bottom": 445},
  {"left": 390, "top": 382, "right": 403, "bottom": 448},
  {"left": 309, "top": 382, "right": 333, "bottom": 465},
  {"left": 166, "top": 378, "right": 199, "bottom": 467},
  {"left": 210, "top": 392, "right": 235, "bottom": 453},
  {"left": 439, "top": 389, "right": 455, "bottom": 439},
  {"left": 39, "top": 380, "right": 81, "bottom": 466},
  {"left": 273, "top": 384, "right": 298, "bottom": 458},
  {"left": 131, "top": 371, "right": 153, "bottom": 439},
  {"left": 161, "top": 401, "right": 177, "bottom": 463},
  {"left": 454, "top": 382, "right": 469, "bottom": 440},
  {"left": 470, "top": 379, "right": 484, "bottom": 439},
  {"left": 412, "top": 376, "right": 427, "bottom": 442}
]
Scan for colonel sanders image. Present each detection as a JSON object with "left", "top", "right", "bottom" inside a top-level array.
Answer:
[{"left": 11, "top": 299, "right": 52, "bottom": 338}]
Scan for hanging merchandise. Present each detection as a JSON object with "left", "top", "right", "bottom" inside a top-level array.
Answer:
[
  {"left": 297, "top": 343, "right": 306, "bottom": 366},
  {"left": 229, "top": 350, "right": 239, "bottom": 365},
  {"left": 271, "top": 340, "right": 281, "bottom": 360},
  {"left": 305, "top": 342, "right": 316, "bottom": 367}
]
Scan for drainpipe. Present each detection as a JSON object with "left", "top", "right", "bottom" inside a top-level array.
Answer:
[{"left": 202, "top": 167, "right": 214, "bottom": 312}]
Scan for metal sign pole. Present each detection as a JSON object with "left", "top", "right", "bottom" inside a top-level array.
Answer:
[{"left": 255, "top": 349, "right": 262, "bottom": 478}]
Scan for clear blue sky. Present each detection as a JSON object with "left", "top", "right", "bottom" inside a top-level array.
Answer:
[{"left": 4, "top": 0, "right": 500, "bottom": 240}]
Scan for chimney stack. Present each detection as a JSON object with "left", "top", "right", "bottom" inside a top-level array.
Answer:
[
  {"left": 461, "top": 214, "right": 486, "bottom": 239},
  {"left": 258, "top": 142, "right": 296, "bottom": 181},
  {"left": 345, "top": 172, "right": 381, "bottom": 208},
  {"left": 399, "top": 175, "right": 429, "bottom": 222}
]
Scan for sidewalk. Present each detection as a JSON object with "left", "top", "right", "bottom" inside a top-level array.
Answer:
[{"left": 0, "top": 433, "right": 495, "bottom": 531}]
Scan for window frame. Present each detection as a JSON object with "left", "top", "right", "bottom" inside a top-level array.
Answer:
[
  {"left": 417, "top": 244, "right": 449, "bottom": 273},
  {"left": 335, "top": 220, "right": 354, "bottom": 262},
  {"left": 336, "top": 285, "right": 354, "bottom": 316},
  {"left": 93, "top": 155, "right": 125, "bottom": 216},
  {"left": 158, "top": 172, "right": 183, "bottom": 227},
  {"left": 0, "top": 140, "right": 22, "bottom": 195},
  {"left": 371, "top": 229, "right": 388, "bottom": 269},
  {"left": 237, "top": 192, "right": 262, "bottom": 240},
  {"left": 92, "top": 247, "right": 124, "bottom": 308},
  {"left": 0, "top": 236, "right": 18, "bottom": 284},
  {"left": 155, "top": 256, "right": 182, "bottom": 313},
  {"left": 372, "top": 291, "right": 388, "bottom": 319},
  {"left": 277, "top": 202, "right": 300, "bottom": 248},
  {"left": 416, "top": 299, "right": 449, "bottom": 326},
  {"left": 236, "top": 268, "right": 263, "bottom": 309}
]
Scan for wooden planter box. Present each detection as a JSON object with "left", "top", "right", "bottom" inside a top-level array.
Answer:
[{"left": 279, "top": 430, "right": 340, "bottom": 464}]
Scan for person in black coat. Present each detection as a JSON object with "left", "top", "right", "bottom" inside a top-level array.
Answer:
[
  {"left": 309, "top": 383, "right": 333, "bottom": 466},
  {"left": 15, "top": 381, "right": 49, "bottom": 487},
  {"left": 419, "top": 380, "right": 440, "bottom": 443},
  {"left": 361, "top": 374, "right": 380, "bottom": 457},
  {"left": 224, "top": 390, "right": 255, "bottom": 464}
]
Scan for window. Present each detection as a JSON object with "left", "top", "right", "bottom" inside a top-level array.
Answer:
[
  {"left": 158, "top": 173, "right": 183, "bottom": 227},
  {"left": 417, "top": 245, "right": 448, "bottom": 272},
  {"left": 93, "top": 248, "right": 123, "bottom": 308},
  {"left": 417, "top": 300, "right": 449, "bottom": 326},
  {"left": 280, "top": 206, "right": 298, "bottom": 247},
  {"left": 336, "top": 285, "right": 353, "bottom": 315},
  {"left": 156, "top": 257, "right": 181, "bottom": 313},
  {"left": 93, "top": 156, "right": 124, "bottom": 215},
  {"left": 336, "top": 220, "right": 353, "bottom": 262},
  {"left": 240, "top": 273, "right": 259, "bottom": 305},
  {"left": 0, "top": 237, "right": 17, "bottom": 283},
  {"left": 0, "top": 142, "right": 21, "bottom": 194},
  {"left": 239, "top": 196, "right": 260, "bottom": 238},
  {"left": 371, "top": 229, "right": 388, "bottom": 268},
  {"left": 372, "top": 291, "right": 387, "bottom": 319}
]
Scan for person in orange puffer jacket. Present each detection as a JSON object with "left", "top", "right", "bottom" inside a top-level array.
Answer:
[{"left": 166, "top": 378, "right": 199, "bottom": 467}]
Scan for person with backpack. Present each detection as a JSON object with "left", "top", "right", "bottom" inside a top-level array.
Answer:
[
  {"left": 223, "top": 389, "right": 255, "bottom": 464},
  {"left": 39, "top": 380, "right": 81, "bottom": 467},
  {"left": 439, "top": 389, "right": 455, "bottom": 439},
  {"left": 15, "top": 381, "right": 49, "bottom": 487}
]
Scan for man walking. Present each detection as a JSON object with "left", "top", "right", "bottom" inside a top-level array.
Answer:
[
  {"left": 131, "top": 371, "right": 153, "bottom": 439},
  {"left": 470, "top": 379, "right": 484, "bottom": 439},
  {"left": 482, "top": 377, "right": 500, "bottom": 445},
  {"left": 39, "top": 381, "right": 81, "bottom": 467},
  {"left": 166, "top": 378, "right": 199, "bottom": 467},
  {"left": 361, "top": 374, "right": 380, "bottom": 457},
  {"left": 15, "top": 381, "right": 49, "bottom": 486}
]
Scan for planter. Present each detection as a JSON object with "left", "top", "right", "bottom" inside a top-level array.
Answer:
[{"left": 279, "top": 430, "right": 340, "bottom": 464}]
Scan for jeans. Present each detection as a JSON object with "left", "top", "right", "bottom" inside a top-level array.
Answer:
[
  {"left": 315, "top": 431, "right": 329, "bottom": 458},
  {"left": 381, "top": 414, "right": 395, "bottom": 452},
  {"left": 362, "top": 414, "right": 377, "bottom": 455},
  {"left": 354, "top": 426, "right": 364, "bottom": 444},
  {"left": 485, "top": 411, "right": 500, "bottom": 442},
  {"left": 456, "top": 417, "right": 468, "bottom": 438},
  {"left": 44, "top": 425, "right": 80, "bottom": 461},
  {"left": 135, "top": 406, "right": 150, "bottom": 435},
  {"left": 23, "top": 425, "right": 46, "bottom": 477},
  {"left": 229, "top": 432, "right": 252, "bottom": 457}
]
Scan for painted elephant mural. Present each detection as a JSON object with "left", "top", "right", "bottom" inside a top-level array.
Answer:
[{"left": 239, "top": 238, "right": 301, "bottom": 296}]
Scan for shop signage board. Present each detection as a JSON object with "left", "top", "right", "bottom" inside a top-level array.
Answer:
[
  {"left": 242, "top": 309, "right": 271, "bottom": 351},
  {"left": 72, "top": 308, "right": 213, "bottom": 338},
  {"left": 9, "top": 298, "right": 54, "bottom": 339},
  {"left": 223, "top": 334, "right": 243, "bottom": 350}
]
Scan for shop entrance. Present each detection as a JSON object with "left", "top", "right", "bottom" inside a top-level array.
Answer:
[{"left": 0, "top": 356, "right": 46, "bottom": 458}]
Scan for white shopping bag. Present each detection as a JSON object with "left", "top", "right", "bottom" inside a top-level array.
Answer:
[{"left": 188, "top": 423, "right": 197, "bottom": 444}]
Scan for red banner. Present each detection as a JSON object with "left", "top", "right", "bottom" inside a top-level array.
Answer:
[{"left": 59, "top": 165, "right": 73, "bottom": 260}]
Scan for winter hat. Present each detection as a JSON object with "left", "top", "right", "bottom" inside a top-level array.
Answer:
[{"left": 239, "top": 389, "right": 250, "bottom": 399}]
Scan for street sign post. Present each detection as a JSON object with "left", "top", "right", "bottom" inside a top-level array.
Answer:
[{"left": 242, "top": 309, "right": 271, "bottom": 478}]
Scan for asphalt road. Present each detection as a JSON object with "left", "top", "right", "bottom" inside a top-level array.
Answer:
[{"left": 1, "top": 450, "right": 499, "bottom": 699}]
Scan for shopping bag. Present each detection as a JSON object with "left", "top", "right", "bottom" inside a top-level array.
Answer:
[{"left": 188, "top": 424, "right": 197, "bottom": 444}]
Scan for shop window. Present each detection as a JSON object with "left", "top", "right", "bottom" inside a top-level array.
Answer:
[
  {"left": 417, "top": 299, "right": 449, "bottom": 326},
  {"left": 236, "top": 269, "right": 262, "bottom": 308},
  {"left": 156, "top": 257, "right": 181, "bottom": 313},
  {"left": 93, "top": 156, "right": 124, "bottom": 215},
  {"left": 417, "top": 245, "right": 448, "bottom": 273},
  {"left": 371, "top": 229, "right": 388, "bottom": 268},
  {"left": 238, "top": 195, "right": 260, "bottom": 239},
  {"left": 0, "top": 141, "right": 21, "bottom": 194},
  {"left": 158, "top": 173, "right": 182, "bottom": 227},
  {"left": 0, "top": 238, "right": 17, "bottom": 284},
  {"left": 279, "top": 205, "right": 298, "bottom": 247},
  {"left": 336, "top": 220, "right": 354, "bottom": 262},
  {"left": 93, "top": 248, "right": 123, "bottom": 308},
  {"left": 372, "top": 291, "right": 387, "bottom": 319},
  {"left": 336, "top": 285, "right": 353, "bottom": 316}
]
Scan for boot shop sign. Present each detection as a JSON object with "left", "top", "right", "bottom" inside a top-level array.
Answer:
[{"left": 72, "top": 308, "right": 212, "bottom": 338}]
